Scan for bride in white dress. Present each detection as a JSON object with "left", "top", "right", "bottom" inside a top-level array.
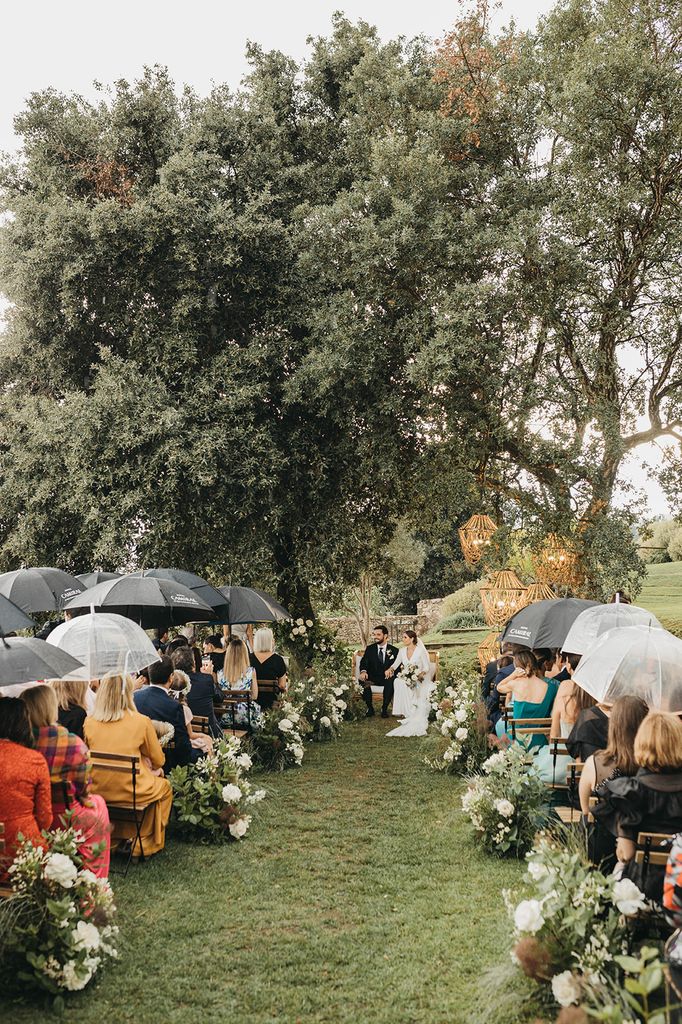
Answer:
[{"left": 385, "top": 630, "right": 434, "bottom": 738}]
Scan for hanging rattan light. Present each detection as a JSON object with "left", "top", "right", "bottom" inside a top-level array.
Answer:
[
  {"left": 522, "top": 580, "right": 557, "bottom": 607},
  {"left": 532, "top": 533, "right": 581, "bottom": 587},
  {"left": 458, "top": 514, "right": 498, "bottom": 568},
  {"left": 477, "top": 631, "right": 501, "bottom": 672},
  {"left": 480, "top": 569, "right": 527, "bottom": 628}
]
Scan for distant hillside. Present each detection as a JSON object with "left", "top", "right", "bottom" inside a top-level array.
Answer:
[{"left": 638, "top": 562, "right": 682, "bottom": 636}]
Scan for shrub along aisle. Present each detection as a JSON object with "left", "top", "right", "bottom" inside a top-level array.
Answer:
[{"left": 0, "top": 719, "right": 523, "bottom": 1024}]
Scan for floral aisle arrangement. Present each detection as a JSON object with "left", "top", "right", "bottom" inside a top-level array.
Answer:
[
  {"left": 426, "top": 676, "right": 491, "bottom": 774},
  {"left": 276, "top": 617, "right": 346, "bottom": 677},
  {"left": 461, "top": 745, "right": 552, "bottom": 856},
  {"left": 248, "top": 698, "right": 309, "bottom": 771},
  {"left": 509, "top": 835, "right": 647, "bottom": 1015},
  {"left": 0, "top": 828, "right": 118, "bottom": 1004},
  {"left": 290, "top": 676, "right": 350, "bottom": 741},
  {"left": 168, "top": 737, "right": 264, "bottom": 842}
]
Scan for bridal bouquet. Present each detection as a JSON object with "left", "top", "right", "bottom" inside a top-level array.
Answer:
[
  {"left": 169, "top": 736, "right": 263, "bottom": 842},
  {"left": 461, "top": 744, "right": 551, "bottom": 857},
  {"left": 400, "top": 663, "right": 425, "bottom": 690},
  {"left": 0, "top": 827, "right": 118, "bottom": 1004}
]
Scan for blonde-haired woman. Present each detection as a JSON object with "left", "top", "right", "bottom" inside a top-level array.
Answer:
[
  {"left": 594, "top": 711, "right": 682, "bottom": 901},
  {"left": 250, "top": 627, "right": 287, "bottom": 709},
  {"left": 218, "top": 638, "right": 261, "bottom": 730},
  {"left": 22, "top": 684, "right": 111, "bottom": 878},
  {"left": 52, "top": 678, "right": 90, "bottom": 739},
  {"left": 84, "top": 674, "right": 172, "bottom": 859}
]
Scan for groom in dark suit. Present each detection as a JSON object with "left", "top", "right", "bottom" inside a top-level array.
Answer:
[{"left": 359, "top": 625, "right": 399, "bottom": 719}]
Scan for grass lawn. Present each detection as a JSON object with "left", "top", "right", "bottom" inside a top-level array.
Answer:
[
  {"left": 1, "top": 719, "right": 527, "bottom": 1024},
  {"left": 638, "top": 561, "right": 682, "bottom": 636}
]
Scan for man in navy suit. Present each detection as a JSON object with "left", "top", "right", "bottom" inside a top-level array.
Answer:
[
  {"left": 170, "top": 645, "right": 223, "bottom": 739},
  {"left": 134, "top": 656, "right": 201, "bottom": 771}
]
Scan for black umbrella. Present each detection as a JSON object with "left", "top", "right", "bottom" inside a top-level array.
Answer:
[
  {"left": 0, "top": 636, "right": 84, "bottom": 686},
  {"left": 0, "top": 594, "right": 36, "bottom": 636},
  {"left": 129, "top": 569, "right": 229, "bottom": 617},
  {"left": 0, "top": 567, "right": 86, "bottom": 614},
  {"left": 76, "top": 571, "right": 122, "bottom": 588},
  {"left": 215, "top": 586, "right": 291, "bottom": 625},
  {"left": 500, "top": 598, "right": 600, "bottom": 650},
  {"left": 63, "top": 575, "right": 215, "bottom": 629}
]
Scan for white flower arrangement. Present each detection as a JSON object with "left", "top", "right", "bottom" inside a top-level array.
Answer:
[
  {"left": 426, "top": 675, "right": 491, "bottom": 775},
  {"left": 1, "top": 828, "right": 118, "bottom": 999},
  {"left": 169, "top": 736, "right": 259, "bottom": 841}
]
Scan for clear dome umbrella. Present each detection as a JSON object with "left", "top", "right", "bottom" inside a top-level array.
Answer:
[
  {"left": 572, "top": 624, "right": 682, "bottom": 711},
  {"left": 562, "top": 603, "right": 662, "bottom": 657},
  {"left": 46, "top": 612, "right": 161, "bottom": 680}
]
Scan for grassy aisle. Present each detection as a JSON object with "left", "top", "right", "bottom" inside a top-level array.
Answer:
[{"left": 3, "top": 719, "right": 524, "bottom": 1024}]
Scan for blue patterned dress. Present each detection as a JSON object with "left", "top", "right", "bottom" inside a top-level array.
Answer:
[{"left": 217, "top": 666, "right": 263, "bottom": 730}]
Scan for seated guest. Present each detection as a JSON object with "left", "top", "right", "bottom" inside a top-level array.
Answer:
[
  {"left": 565, "top": 663, "right": 610, "bottom": 761},
  {"left": 0, "top": 697, "right": 52, "bottom": 879},
  {"left": 218, "top": 638, "right": 261, "bottom": 730},
  {"left": 22, "top": 685, "right": 111, "bottom": 878},
  {"left": 494, "top": 650, "right": 558, "bottom": 750},
  {"left": 134, "top": 656, "right": 201, "bottom": 769},
  {"left": 170, "top": 671, "right": 214, "bottom": 756},
  {"left": 85, "top": 674, "right": 172, "bottom": 858},
  {"left": 152, "top": 627, "right": 169, "bottom": 652},
  {"left": 250, "top": 627, "right": 288, "bottom": 709},
  {"left": 534, "top": 648, "right": 570, "bottom": 682},
  {"left": 52, "top": 678, "right": 90, "bottom": 739},
  {"left": 171, "top": 646, "right": 222, "bottom": 739},
  {"left": 482, "top": 643, "right": 515, "bottom": 725},
  {"left": 594, "top": 711, "right": 682, "bottom": 901},
  {"left": 579, "top": 695, "right": 648, "bottom": 872},
  {"left": 534, "top": 657, "right": 596, "bottom": 783},
  {"left": 203, "top": 634, "right": 225, "bottom": 677}
]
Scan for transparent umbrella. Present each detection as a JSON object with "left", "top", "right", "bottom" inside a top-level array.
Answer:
[
  {"left": 46, "top": 612, "right": 161, "bottom": 680},
  {"left": 572, "top": 624, "right": 682, "bottom": 711},
  {"left": 562, "top": 603, "right": 662, "bottom": 656}
]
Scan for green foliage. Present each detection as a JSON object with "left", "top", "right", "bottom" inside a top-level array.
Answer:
[
  {"left": 247, "top": 698, "right": 309, "bottom": 771},
  {"left": 168, "top": 738, "right": 260, "bottom": 842},
  {"left": 430, "top": 611, "right": 486, "bottom": 632},
  {"left": 425, "top": 675, "right": 491, "bottom": 774},
  {"left": 442, "top": 580, "right": 486, "bottom": 618}
]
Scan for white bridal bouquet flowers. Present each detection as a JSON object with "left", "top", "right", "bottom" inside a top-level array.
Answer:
[
  {"left": 400, "top": 663, "right": 426, "bottom": 690},
  {"left": 1, "top": 828, "right": 118, "bottom": 1002}
]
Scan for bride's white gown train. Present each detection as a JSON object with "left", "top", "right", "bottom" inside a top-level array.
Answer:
[{"left": 386, "top": 643, "right": 434, "bottom": 738}]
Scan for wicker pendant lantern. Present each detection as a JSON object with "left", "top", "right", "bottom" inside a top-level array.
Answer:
[
  {"left": 458, "top": 514, "right": 498, "bottom": 568},
  {"left": 477, "top": 631, "right": 501, "bottom": 672},
  {"left": 522, "top": 580, "right": 557, "bottom": 607},
  {"left": 480, "top": 569, "right": 527, "bottom": 628},
  {"left": 532, "top": 534, "right": 581, "bottom": 587}
]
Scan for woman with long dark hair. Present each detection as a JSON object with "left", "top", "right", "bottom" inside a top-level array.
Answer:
[
  {"left": 494, "top": 649, "right": 559, "bottom": 750},
  {"left": 0, "top": 697, "right": 52, "bottom": 878}
]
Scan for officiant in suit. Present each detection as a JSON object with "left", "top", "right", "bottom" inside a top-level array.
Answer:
[{"left": 359, "top": 625, "right": 399, "bottom": 718}]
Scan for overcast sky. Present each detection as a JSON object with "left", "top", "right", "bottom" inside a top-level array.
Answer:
[{"left": 0, "top": 0, "right": 670, "bottom": 517}]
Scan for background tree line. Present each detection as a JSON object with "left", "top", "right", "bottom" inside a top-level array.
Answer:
[{"left": 0, "top": 0, "right": 680, "bottom": 614}]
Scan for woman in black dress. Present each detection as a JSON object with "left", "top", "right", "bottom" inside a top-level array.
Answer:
[
  {"left": 594, "top": 711, "right": 682, "bottom": 901},
  {"left": 51, "top": 679, "right": 90, "bottom": 739},
  {"left": 250, "top": 628, "right": 287, "bottom": 710}
]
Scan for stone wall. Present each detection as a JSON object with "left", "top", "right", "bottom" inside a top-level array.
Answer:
[{"left": 416, "top": 597, "right": 446, "bottom": 634}]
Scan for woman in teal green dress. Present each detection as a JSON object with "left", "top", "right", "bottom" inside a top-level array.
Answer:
[{"left": 494, "top": 650, "right": 559, "bottom": 750}]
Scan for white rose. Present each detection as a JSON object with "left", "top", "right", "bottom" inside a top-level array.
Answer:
[
  {"left": 334, "top": 688, "right": 344, "bottom": 696},
  {"left": 306, "top": 619, "right": 313, "bottom": 627},
  {"left": 222, "top": 783, "right": 242, "bottom": 804},
  {"left": 236, "top": 753, "right": 252, "bottom": 770},
  {"left": 61, "top": 960, "right": 94, "bottom": 991},
  {"left": 513, "top": 899, "right": 544, "bottom": 934},
  {"left": 455, "top": 709, "right": 467, "bottom": 723},
  {"left": 320, "top": 716, "right": 331, "bottom": 728},
  {"left": 71, "top": 920, "right": 101, "bottom": 952},
  {"left": 527, "top": 860, "right": 549, "bottom": 881},
  {"left": 44, "top": 852, "right": 78, "bottom": 889},
  {"left": 613, "top": 878, "right": 647, "bottom": 916},
  {"left": 228, "top": 816, "right": 250, "bottom": 839},
  {"left": 495, "top": 799, "right": 514, "bottom": 819},
  {"left": 296, "top": 618, "right": 304, "bottom": 626},
  {"left": 246, "top": 789, "right": 266, "bottom": 804},
  {"left": 551, "top": 970, "right": 581, "bottom": 1007},
  {"left": 440, "top": 722, "right": 451, "bottom": 736},
  {"left": 455, "top": 727, "right": 468, "bottom": 741},
  {"left": 292, "top": 744, "right": 304, "bottom": 761},
  {"left": 335, "top": 700, "right": 346, "bottom": 711},
  {"left": 77, "top": 869, "right": 98, "bottom": 885},
  {"left": 278, "top": 719, "right": 293, "bottom": 732},
  {"left": 442, "top": 748, "right": 455, "bottom": 762}
]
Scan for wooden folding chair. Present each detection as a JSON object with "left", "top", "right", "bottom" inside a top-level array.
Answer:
[
  {"left": 635, "top": 831, "right": 675, "bottom": 892},
  {"left": 0, "top": 823, "right": 12, "bottom": 899},
  {"left": 190, "top": 715, "right": 211, "bottom": 736},
  {"left": 510, "top": 717, "right": 552, "bottom": 744},
  {"left": 89, "top": 750, "right": 158, "bottom": 876},
  {"left": 219, "top": 689, "right": 253, "bottom": 737},
  {"left": 546, "top": 736, "right": 571, "bottom": 789},
  {"left": 254, "top": 678, "right": 281, "bottom": 711}
]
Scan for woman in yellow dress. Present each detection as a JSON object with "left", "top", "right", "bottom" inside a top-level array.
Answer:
[{"left": 84, "top": 674, "right": 173, "bottom": 857}]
